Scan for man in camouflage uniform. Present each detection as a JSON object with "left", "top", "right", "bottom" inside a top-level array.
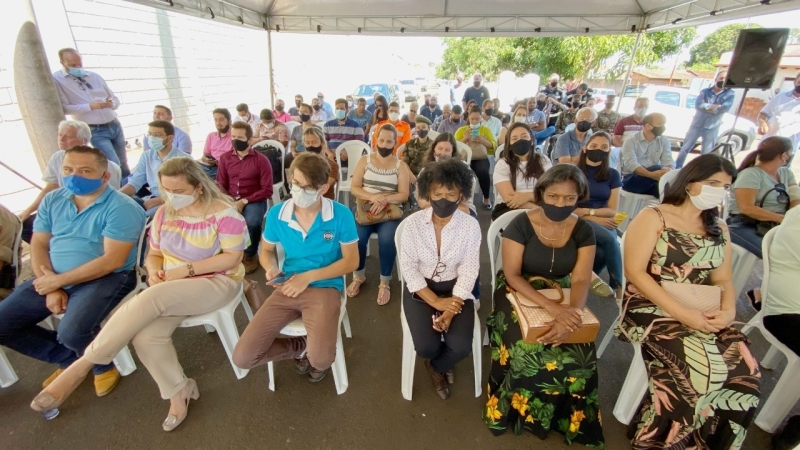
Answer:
[
  {"left": 594, "top": 94, "right": 620, "bottom": 134},
  {"left": 556, "top": 94, "right": 581, "bottom": 134}
]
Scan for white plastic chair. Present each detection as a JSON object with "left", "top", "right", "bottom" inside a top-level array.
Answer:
[
  {"left": 597, "top": 232, "right": 628, "bottom": 358},
  {"left": 394, "top": 220, "right": 482, "bottom": 400},
  {"left": 254, "top": 139, "right": 286, "bottom": 207},
  {"left": 0, "top": 346, "right": 17, "bottom": 388},
  {"left": 495, "top": 144, "right": 504, "bottom": 161},
  {"left": 731, "top": 244, "right": 760, "bottom": 300},
  {"left": 336, "top": 140, "right": 372, "bottom": 207},
  {"left": 284, "top": 121, "right": 300, "bottom": 136},
  {"left": 617, "top": 190, "right": 658, "bottom": 233},
  {"left": 740, "top": 227, "right": 799, "bottom": 432},
  {"left": 266, "top": 243, "right": 351, "bottom": 394},
  {"left": 457, "top": 141, "right": 473, "bottom": 164},
  {"left": 657, "top": 169, "right": 680, "bottom": 202},
  {"left": 179, "top": 282, "right": 254, "bottom": 380},
  {"left": 484, "top": 210, "right": 527, "bottom": 345}
]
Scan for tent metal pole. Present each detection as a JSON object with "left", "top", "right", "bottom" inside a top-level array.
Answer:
[
  {"left": 267, "top": 29, "right": 276, "bottom": 108},
  {"left": 617, "top": 31, "right": 643, "bottom": 113}
]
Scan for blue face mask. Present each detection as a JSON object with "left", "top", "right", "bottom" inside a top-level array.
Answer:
[
  {"left": 335, "top": 110, "right": 346, "bottom": 120},
  {"left": 148, "top": 135, "right": 165, "bottom": 152},
  {"left": 68, "top": 68, "right": 85, "bottom": 78},
  {"left": 63, "top": 173, "right": 104, "bottom": 196}
]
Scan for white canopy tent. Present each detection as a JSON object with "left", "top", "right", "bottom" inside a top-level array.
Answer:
[{"left": 126, "top": 0, "right": 800, "bottom": 36}]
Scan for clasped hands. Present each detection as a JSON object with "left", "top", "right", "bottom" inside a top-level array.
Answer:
[
  {"left": 539, "top": 303, "right": 583, "bottom": 347},
  {"left": 431, "top": 296, "right": 464, "bottom": 333},
  {"left": 368, "top": 194, "right": 389, "bottom": 215}
]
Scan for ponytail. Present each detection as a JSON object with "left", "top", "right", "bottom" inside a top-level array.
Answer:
[{"left": 738, "top": 136, "right": 793, "bottom": 172}]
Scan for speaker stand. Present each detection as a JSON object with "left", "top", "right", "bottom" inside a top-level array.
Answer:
[{"left": 712, "top": 87, "right": 749, "bottom": 165}]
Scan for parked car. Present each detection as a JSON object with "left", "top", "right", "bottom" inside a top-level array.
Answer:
[
  {"left": 623, "top": 84, "right": 648, "bottom": 98},
  {"left": 617, "top": 85, "right": 756, "bottom": 156},
  {"left": 352, "top": 83, "right": 400, "bottom": 106},
  {"left": 399, "top": 79, "right": 419, "bottom": 102}
]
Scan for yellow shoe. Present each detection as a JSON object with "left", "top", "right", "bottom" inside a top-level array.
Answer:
[
  {"left": 42, "top": 368, "right": 64, "bottom": 389},
  {"left": 94, "top": 367, "right": 121, "bottom": 397}
]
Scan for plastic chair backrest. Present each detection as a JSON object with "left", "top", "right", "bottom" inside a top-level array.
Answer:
[
  {"left": 284, "top": 121, "right": 299, "bottom": 136},
  {"left": 427, "top": 130, "right": 440, "bottom": 141},
  {"left": 133, "top": 221, "right": 151, "bottom": 282},
  {"left": 394, "top": 219, "right": 407, "bottom": 284},
  {"left": 396, "top": 144, "right": 406, "bottom": 162},
  {"left": 337, "top": 140, "right": 372, "bottom": 183},
  {"left": 619, "top": 231, "right": 627, "bottom": 290},
  {"left": 254, "top": 139, "right": 285, "bottom": 170},
  {"left": 760, "top": 226, "right": 779, "bottom": 305},
  {"left": 495, "top": 144, "right": 504, "bottom": 160},
  {"left": 658, "top": 169, "right": 680, "bottom": 202},
  {"left": 487, "top": 209, "right": 527, "bottom": 291},
  {"left": 457, "top": 141, "right": 473, "bottom": 164}
]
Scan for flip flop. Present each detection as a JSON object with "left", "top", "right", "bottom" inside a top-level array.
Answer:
[
  {"left": 346, "top": 276, "right": 366, "bottom": 298},
  {"left": 377, "top": 283, "right": 391, "bottom": 306}
]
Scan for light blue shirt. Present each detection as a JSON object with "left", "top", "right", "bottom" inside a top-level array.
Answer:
[
  {"left": 322, "top": 101, "right": 334, "bottom": 118},
  {"left": 143, "top": 126, "right": 193, "bottom": 155},
  {"left": 52, "top": 69, "right": 119, "bottom": 125},
  {"left": 620, "top": 131, "right": 675, "bottom": 176},
  {"left": 552, "top": 129, "right": 592, "bottom": 162},
  {"left": 691, "top": 86, "right": 735, "bottom": 130},
  {"left": 33, "top": 185, "right": 145, "bottom": 273},
  {"left": 263, "top": 198, "right": 358, "bottom": 291},
  {"left": 125, "top": 146, "right": 188, "bottom": 196}
]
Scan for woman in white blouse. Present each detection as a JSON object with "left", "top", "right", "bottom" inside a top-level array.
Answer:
[
  {"left": 399, "top": 158, "right": 481, "bottom": 400},
  {"left": 492, "top": 122, "right": 552, "bottom": 220}
]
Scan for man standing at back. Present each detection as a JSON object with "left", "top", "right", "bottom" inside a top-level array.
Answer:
[
  {"left": 757, "top": 73, "right": 800, "bottom": 164},
  {"left": 462, "top": 73, "right": 491, "bottom": 111},
  {"left": 450, "top": 73, "right": 465, "bottom": 106},
  {"left": 143, "top": 105, "right": 192, "bottom": 155},
  {"left": 0, "top": 146, "right": 145, "bottom": 397},
  {"left": 52, "top": 48, "right": 130, "bottom": 177},
  {"left": 675, "top": 71, "right": 734, "bottom": 168}
]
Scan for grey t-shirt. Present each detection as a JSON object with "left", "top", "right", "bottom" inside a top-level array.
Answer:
[
  {"left": 290, "top": 124, "right": 322, "bottom": 153},
  {"left": 729, "top": 166, "right": 796, "bottom": 215}
]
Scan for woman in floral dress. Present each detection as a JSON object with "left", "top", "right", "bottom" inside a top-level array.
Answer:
[
  {"left": 618, "top": 154, "right": 760, "bottom": 449},
  {"left": 485, "top": 165, "right": 604, "bottom": 447}
]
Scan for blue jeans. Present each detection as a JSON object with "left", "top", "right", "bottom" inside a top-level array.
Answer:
[
  {"left": 676, "top": 126, "right": 718, "bottom": 169},
  {"left": 726, "top": 216, "right": 763, "bottom": 259},
  {"left": 132, "top": 196, "right": 160, "bottom": 218},
  {"left": 242, "top": 201, "right": 267, "bottom": 257},
  {"left": 587, "top": 220, "right": 623, "bottom": 289},
  {"left": 622, "top": 164, "right": 662, "bottom": 197},
  {"left": 535, "top": 126, "right": 556, "bottom": 145},
  {"left": 90, "top": 119, "right": 129, "bottom": 177},
  {"left": 200, "top": 163, "right": 218, "bottom": 180},
  {"left": 355, "top": 219, "right": 401, "bottom": 280},
  {"left": 0, "top": 271, "right": 137, "bottom": 375}
]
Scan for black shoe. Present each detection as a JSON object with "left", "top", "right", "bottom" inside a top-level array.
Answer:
[
  {"left": 308, "top": 366, "right": 328, "bottom": 383},
  {"left": 295, "top": 356, "right": 310, "bottom": 375},
  {"left": 746, "top": 290, "right": 761, "bottom": 311}
]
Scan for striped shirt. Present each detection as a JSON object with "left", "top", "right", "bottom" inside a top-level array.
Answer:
[
  {"left": 362, "top": 154, "right": 400, "bottom": 194},
  {"left": 150, "top": 206, "right": 249, "bottom": 282},
  {"left": 324, "top": 118, "right": 365, "bottom": 149}
]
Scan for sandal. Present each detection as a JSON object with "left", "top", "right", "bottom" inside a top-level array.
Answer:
[
  {"left": 590, "top": 278, "right": 614, "bottom": 298},
  {"left": 346, "top": 276, "right": 366, "bottom": 298},
  {"left": 377, "top": 283, "right": 391, "bottom": 306}
]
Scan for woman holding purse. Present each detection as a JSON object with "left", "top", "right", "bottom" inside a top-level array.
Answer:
[
  {"left": 484, "top": 165, "right": 604, "bottom": 446},
  {"left": 347, "top": 123, "right": 410, "bottom": 305},
  {"left": 618, "top": 154, "right": 760, "bottom": 449}
]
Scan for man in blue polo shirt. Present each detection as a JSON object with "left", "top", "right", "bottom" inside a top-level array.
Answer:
[
  {"left": 234, "top": 152, "right": 358, "bottom": 383},
  {"left": 553, "top": 107, "right": 597, "bottom": 164},
  {"left": 0, "top": 146, "right": 145, "bottom": 397},
  {"left": 121, "top": 120, "right": 188, "bottom": 217}
]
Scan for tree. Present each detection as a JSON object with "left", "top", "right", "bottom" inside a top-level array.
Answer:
[
  {"left": 436, "top": 30, "right": 695, "bottom": 82},
  {"left": 688, "top": 23, "right": 762, "bottom": 68}
]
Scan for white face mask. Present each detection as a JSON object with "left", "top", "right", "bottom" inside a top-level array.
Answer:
[
  {"left": 388, "top": 112, "right": 401, "bottom": 122},
  {"left": 514, "top": 116, "right": 527, "bottom": 124},
  {"left": 166, "top": 190, "right": 197, "bottom": 211},
  {"left": 291, "top": 184, "right": 320, "bottom": 208},
  {"left": 689, "top": 184, "right": 727, "bottom": 211},
  {"left": 635, "top": 107, "right": 648, "bottom": 118}
]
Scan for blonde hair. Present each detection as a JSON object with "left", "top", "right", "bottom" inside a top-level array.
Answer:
[
  {"left": 302, "top": 126, "right": 329, "bottom": 152},
  {"left": 158, "top": 158, "right": 234, "bottom": 216}
]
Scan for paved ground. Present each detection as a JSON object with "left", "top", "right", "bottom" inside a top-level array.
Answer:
[{"left": 0, "top": 196, "right": 796, "bottom": 450}]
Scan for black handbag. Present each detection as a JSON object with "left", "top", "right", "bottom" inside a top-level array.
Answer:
[{"left": 740, "top": 184, "right": 788, "bottom": 237}]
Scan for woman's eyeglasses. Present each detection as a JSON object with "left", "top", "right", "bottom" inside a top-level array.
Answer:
[{"left": 431, "top": 261, "right": 446, "bottom": 282}]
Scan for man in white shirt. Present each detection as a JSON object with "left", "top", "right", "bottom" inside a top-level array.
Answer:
[
  {"left": 18, "top": 120, "right": 122, "bottom": 242},
  {"left": 51, "top": 48, "right": 129, "bottom": 177},
  {"left": 234, "top": 103, "right": 260, "bottom": 132},
  {"left": 620, "top": 113, "right": 674, "bottom": 197},
  {"left": 758, "top": 73, "right": 800, "bottom": 163},
  {"left": 142, "top": 105, "right": 192, "bottom": 155},
  {"left": 311, "top": 98, "right": 328, "bottom": 124}
]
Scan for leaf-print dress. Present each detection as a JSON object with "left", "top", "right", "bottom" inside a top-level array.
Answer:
[
  {"left": 617, "top": 207, "right": 761, "bottom": 450},
  {"left": 484, "top": 213, "right": 604, "bottom": 447}
]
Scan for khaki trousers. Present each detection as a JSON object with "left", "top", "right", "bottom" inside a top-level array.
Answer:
[
  {"left": 84, "top": 275, "right": 240, "bottom": 399},
  {"left": 233, "top": 287, "right": 341, "bottom": 371}
]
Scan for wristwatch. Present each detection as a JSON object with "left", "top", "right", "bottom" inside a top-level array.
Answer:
[{"left": 589, "top": 209, "right": 596, "bottom": 216}]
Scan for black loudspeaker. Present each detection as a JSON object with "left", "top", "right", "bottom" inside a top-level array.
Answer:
[{"left": 725, "top": 28, "right": 789, "bottom": 89}]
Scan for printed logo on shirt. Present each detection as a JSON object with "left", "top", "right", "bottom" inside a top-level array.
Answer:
[{"left": 322, "top": 230, "right": 334, "bottom": 241}]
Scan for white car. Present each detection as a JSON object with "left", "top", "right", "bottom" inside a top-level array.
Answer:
[
  {"left": 618, "top": 85, "right": 756, "bottom": 156},
  {"left": 399, "top": 79, "right": 418, "bottom": 102}
]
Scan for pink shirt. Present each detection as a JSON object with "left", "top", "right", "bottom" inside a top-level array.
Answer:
[
  {"left": 274, "top": 111, "right": 292, "bottom": 123},
  {"left": 204, "top": 130, "right": 232, "bottom": 160}
]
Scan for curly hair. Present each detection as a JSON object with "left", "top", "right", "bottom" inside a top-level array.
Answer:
[{"left": 417, "top": 158, "right": 473, "bottom": 202}]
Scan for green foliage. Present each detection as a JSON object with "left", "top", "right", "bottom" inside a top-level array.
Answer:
[
  {"left": 688, "top": 23, "right": 763, "bottom": 68},
  {"left": 436, "top": 30, "right": 696, "bottom": 81}
]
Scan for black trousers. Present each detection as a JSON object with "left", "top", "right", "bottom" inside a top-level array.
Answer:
[
  {"left": 470, "top": 158, "right": 491, "bottom": 202},
  {"left": 764, "top": 314, "right": 800, "bottom": 357},
  {"left": 403, "top": 294, "right": 474, "bottom": 373}
]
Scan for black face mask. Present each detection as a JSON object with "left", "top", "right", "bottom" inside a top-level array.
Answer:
[
  {"left": 571, "top": 102, "right": 581, "bottom": 109},
  {"left": 540, "top": 202, "right": 576, "bottom": 222},
  {"left": 417, "top": 129, "right": 429, "bottom": 139},
  {"left": 650, "top": 125, "right": 666, "bottom": 137},
  {"left": 451, "top": 117, "right": 460, "bottom": 123},
  {"left": 312, "top": 104, "right": 321, "bottom": 111},
  {"left": 295, "top": 101, "right": 302, "bottom": 107},
  {"left": 275, "top": 105, "right": 284, "bottom": 112},
  {"left": 473, "top": 81, "right": 481, "bottom": 88},
  {"left": 511, "top": 139, "right": 532, "bottom": 156},
  {"left": 377, "top": 146, "right": 394, "bottom": 158},
  {"left": 536, "top": 101, "right": 546, "bottom": 110},
  {"left": 431, "top": 198, "right": 459, "bottom": 218},
  {"left": 484, "top": 108, "right": 494, "bottom": 116},
  {"left": 576, "top": 121, "right": 592, "bottom": 132},
  {"left": 306, "top": 145, "right": 322, "bottom": 154},
  {"left": 585, "top": 149, "right": 607, "bottom": 163},
  {"left": 794, "top": 86, "right": 800, "bottom": 94},
  {"left": 232, "top": 139, "right": 249, "bottom": 152},
  {"left": 430, "top": 103, "right": 437, "bottom": 108},
  {"left": 300, "top": 114, "right": 311, "bottom": 123},
  {"left": 550, "top": 81, "right": 558, "bottom": 87},
  {"left": 715, "top": 81, "right": 724, "bottom": 89}
]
